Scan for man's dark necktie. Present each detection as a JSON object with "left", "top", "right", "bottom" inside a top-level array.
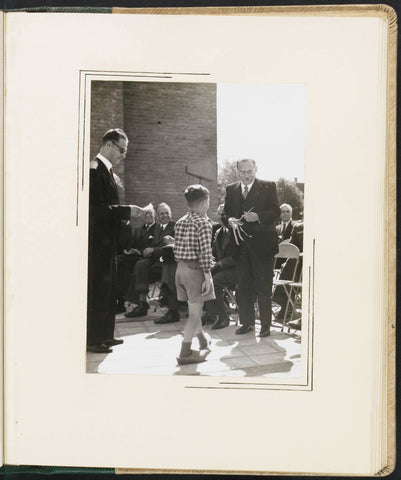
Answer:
[
  {"left": 243, "top": 185, "right": 249, "bottom": 199},
  {"left": 110, "top": 168, "right": 118, "bottom": 189}
]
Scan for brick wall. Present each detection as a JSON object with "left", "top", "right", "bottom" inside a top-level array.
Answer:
[
  {"left": 90, "top": 81, "right": 126, "bottom": 200},
  {"left": 123, "top": 81, "right": 218, "bottom": 221}
]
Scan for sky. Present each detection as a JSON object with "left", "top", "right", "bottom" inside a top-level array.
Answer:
[{"left": 217, "top": 83, "right": 306, "bottom": 182}]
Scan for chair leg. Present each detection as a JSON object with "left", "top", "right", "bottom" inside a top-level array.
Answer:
[{"left": 281, "top": 285, "right": 292, "bottom": 332}]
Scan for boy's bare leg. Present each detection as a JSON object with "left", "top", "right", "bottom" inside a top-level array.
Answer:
[
  {"left": 194, "top": 313, "right": 210, "bottom": 350},
  {"left": 178, "top": 301, "right": 210, "bottom": 362},
  {"left": 182, "top": 301, "right": 203, "bottom": 344}
]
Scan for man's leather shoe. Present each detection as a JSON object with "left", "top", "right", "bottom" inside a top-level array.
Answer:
[
  {"left": 154, "top": 310, "right": 180, "bottom": 324},
  {"left": 116, "top": 299, "right": 126, "bottom": 314},
  {"left": 87, "top": 344, "right": 112, "bottom": 354},
  {"left": 288, "top": 318, "right": 302, "bottom": 330},
  {"left": 124, "top": 304, "right": 148, "bottom": 318},
  {"left": 104, "top": 338, "right": 124, "bottom": 346},
  {"left": 235, "top": 325, "right": 254, "bottom": 335},
  {"left": 211, "top": 315, "right": 230, "bottom": 330},
  {"left": 259, "top": 327, "right": 271, "bottom": 337}
]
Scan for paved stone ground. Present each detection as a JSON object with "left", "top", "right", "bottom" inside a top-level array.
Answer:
[{"left": 87, "top": 306, "right": 302, "bottom": 378}]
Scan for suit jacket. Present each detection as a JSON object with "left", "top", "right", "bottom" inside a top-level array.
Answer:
[
  {"left": 87, "top": 158, "right": 131, "bottom": 312},
  {"left": 151, "top": 221, "right": 176, "bottom": 259},
  {"left": 117, "top": 222, "right": 133, "bottom": 254},
  {"left": 212, "top": 227, "right": 238, "bottom": 269},
  {"left": 130, "top": 223, "right": 157, "bottom": 252},
  {"left": 222, "top": 178, "right": 280, "bottom": 258},
  {"left": 276, "top": 220, "right": 295, "bottom": 243},
  {"left": 290, "top": 222, "right": 304, "bottom": 252}
]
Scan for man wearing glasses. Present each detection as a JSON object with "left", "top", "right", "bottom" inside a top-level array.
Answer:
[
  {"left": 87, "top": 128, "right": 143, "bottom": 353},
  {"left": 222, "top": 159, "right": 280, "bottom": 338}
]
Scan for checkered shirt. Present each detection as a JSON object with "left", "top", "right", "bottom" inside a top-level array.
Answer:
[{"left": 173, "top": 211, "right": 213, "bottom": 272}]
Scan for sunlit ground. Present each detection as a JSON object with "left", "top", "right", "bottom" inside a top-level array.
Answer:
[{"left": 87, "top": 306, "right": 302, "bottom": 378}]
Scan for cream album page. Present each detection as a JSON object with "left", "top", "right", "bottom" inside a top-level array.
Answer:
[{"left": 4, "top": 8, "right": 394, "bottom": 475}]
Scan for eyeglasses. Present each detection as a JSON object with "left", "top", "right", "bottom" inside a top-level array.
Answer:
[{"left": 111, "top": 140, "right": 127, "bottom": 154}]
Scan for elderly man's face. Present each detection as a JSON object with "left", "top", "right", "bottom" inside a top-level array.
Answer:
[
  {"left": 157, "top": 206, "right": 172, "bottom": 225},
  {"left": 237, "top": 160, "right": 257, "bottom": 185},
  {"left": 280, "top": 207, "right": 292, "bottom": 222},
  {"left": 144, "top": 210, "right": 155, "bottom": 225}
]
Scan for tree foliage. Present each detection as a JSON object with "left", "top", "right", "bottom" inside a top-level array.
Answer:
[
  {"left": 217, "top": 160, "right": 238, "bottom": 205},
  {"left": 276, "top": 177, "right": 304, "bottom": 220}
]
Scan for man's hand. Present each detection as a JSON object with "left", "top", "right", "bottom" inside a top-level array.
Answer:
[
  {"left": 163, "top": 235, "right": 175, "bottom": 245},
  {"left": 201, "top": 272, "right": 212, "bottom": 296},
  {"left": 143, "top": 247, "right": 154, "bottom": 258},
  {"left": 228, "top": 217, "right": 242, "bottom": 228},
  {"left": 211, "top": 261, "right": 222, "bottom": 273},
  {"left": 242, "top": 211, "right": 259, "bottom": 222}
]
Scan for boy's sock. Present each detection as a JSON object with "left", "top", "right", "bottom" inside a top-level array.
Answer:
[
  {"left": 197, "top": 332, "right": 209, "bottom": 349},
  {"left": 179, "top": 341, "right": 192, "bottom": 357}
]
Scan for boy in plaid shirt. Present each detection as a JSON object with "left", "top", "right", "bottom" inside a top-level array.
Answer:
[{"left": 174, "top": 185, "right": 215, "bottom": 365}]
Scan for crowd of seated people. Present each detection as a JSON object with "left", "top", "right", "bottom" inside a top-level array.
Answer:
[
  {"left": 115, "top": 199, "right": 303, "bottom": 331},
  {"left": 114, "top": 202, "right": 237, "bottom": 329}
]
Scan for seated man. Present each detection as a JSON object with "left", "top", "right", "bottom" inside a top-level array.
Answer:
[
  {"left": 125, "top": 203, "right": 175, "bottom": 318},
  {"left": 116, "top": 207, "right": 157, "bottom": 312},
  {"left": 276, "top": 203, "right": 295, "bottom": 243},
  {"left": 272, "top": 218, "right": 303, "bottom": 323},
  {"left": 204, "top": 204, "right": 238, "bottom": 330}
]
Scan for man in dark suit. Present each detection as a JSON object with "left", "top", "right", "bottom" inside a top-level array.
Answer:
[
  {"left": 87, "top": 128, "right": 143, "bottom": 353},
  {"left": 125, "top": 203, "right": 176, "bottom": 318},
  {"left": 222, "top": 159, "right": 280, "bottom": 337},
  {"left": 204, "top": 204, "right": 238, "bottom": 330}
]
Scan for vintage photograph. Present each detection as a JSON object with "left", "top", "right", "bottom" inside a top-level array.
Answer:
[{"left": 86, "top": 79, "right": 306, "bottom": 378}]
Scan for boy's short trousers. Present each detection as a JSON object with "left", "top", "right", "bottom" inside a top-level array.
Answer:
[{"left": 175, "top": 260, "right": 215, "bottom": 303}]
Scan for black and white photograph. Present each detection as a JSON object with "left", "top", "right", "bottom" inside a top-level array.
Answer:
[{"left": 85, "top": 78, "right": 307, "bottom": 378}]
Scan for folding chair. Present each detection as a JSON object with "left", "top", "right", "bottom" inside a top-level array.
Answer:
[
  {"left": 286, "top": 270, "right": 303, "bottom": 334},
  {"left": 272, "top": 243, "right": 300, "bottom": 331}
]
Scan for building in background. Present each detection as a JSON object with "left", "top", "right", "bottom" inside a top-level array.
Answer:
[{"left": 90, "top": 81, "right": 218, "bottom": 220}]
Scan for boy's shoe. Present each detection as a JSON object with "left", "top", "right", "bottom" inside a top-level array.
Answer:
[
  {"left": 177, "top": 349, "right": 208, "bottom": 365},
  {"left": 199, "top": 333, "right": 212, "bottom": 352}
]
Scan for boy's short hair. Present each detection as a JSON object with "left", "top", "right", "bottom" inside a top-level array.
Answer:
[{"left": 184, "top": 184, "right": 210, "bottom": 207}]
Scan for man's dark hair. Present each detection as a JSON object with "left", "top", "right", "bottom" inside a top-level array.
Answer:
[
  {"left": 102, "top": 128, "right": 128, "bottom": 145},
  {"left": 184, "top": 184, "right": 210, "bottom": 207}
]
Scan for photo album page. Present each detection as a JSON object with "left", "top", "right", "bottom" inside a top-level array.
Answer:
[{"left": 3, "top": 6, "right": 396, "bottom": 475}]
